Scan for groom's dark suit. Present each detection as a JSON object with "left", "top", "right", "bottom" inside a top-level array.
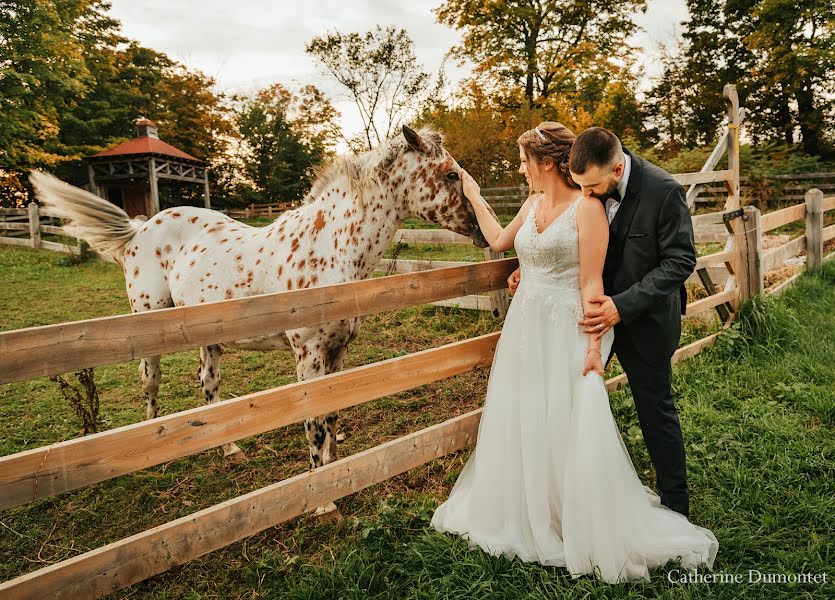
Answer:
[{"left": 604, "top": 147, "right": 697, "bottom": 517}]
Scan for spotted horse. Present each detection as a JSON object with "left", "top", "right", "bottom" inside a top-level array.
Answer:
[{"left": 31, "top": 126, "right": 490, "bottom": 471}]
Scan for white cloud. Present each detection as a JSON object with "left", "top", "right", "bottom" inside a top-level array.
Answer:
[{"left": 107, "top": 0, "right": 689, "bottom": 138}]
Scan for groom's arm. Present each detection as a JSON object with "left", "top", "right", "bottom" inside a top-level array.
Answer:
[{"left": 611, "top": 183, "right": 696, "bottom": 325}]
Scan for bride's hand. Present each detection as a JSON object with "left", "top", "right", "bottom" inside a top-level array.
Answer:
[
  {"left": 583, "top": 349, "right": 604, "bottom": 377},
  {"left": 461, "top": 170, "right": 481, "bottom": 203}
]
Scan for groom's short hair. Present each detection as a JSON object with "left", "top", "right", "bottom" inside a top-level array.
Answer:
[{"left": 569, "top": 127, "right": 621, "bottom": 174}]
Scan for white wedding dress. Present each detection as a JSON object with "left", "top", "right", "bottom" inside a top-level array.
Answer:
[{"left": 431, "top": 194, "right": 718, "bottom": 583}]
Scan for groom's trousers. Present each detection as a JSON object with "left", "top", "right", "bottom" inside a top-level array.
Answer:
[{"left": 610, "top": 331, "right": 690, "bottom": 517}]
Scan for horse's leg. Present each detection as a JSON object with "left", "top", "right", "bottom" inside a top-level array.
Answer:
[
  {"left": 198, "top": 344, "right": 245, "bottom": 461},
  {"left": 294, "top": 323, "right": 358, "bottom": 470},
  {"left": 140, "top": 356, "right": 161, "bottom": 419}
]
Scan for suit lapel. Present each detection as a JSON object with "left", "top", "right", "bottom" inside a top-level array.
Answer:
[{"left": 613, "top": 148, "right": 644, "bottom": 261}]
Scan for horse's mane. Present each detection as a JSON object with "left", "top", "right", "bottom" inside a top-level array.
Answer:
[{"left": 302, "top": 129, "right": 444, "bottom": 209}]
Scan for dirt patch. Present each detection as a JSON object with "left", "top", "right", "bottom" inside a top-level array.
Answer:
[
  {"left": 762, "top": 234, "right": 791, "bottom": 250},
  {"left": 765, "top": 264, "right": 802, "bottom": 289}
]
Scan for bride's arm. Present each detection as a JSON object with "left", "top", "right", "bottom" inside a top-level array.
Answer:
[
  {"left": 462, "top": 171, "right": 532, "bottom": 253},
  {"left": 577, "top": 197, "right": 610, "bottom": 359}
]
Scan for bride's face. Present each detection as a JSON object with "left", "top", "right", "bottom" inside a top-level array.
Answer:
[{"left": 518, "top": 146, "right": 532, "bottom": 187}]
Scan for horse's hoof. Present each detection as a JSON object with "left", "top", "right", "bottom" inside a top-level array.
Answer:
[{"left": 313, "top": 501, "right": 342, "bottom": 523}]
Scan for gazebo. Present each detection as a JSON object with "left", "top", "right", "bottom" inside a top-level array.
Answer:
[{"left": 85, "top": 119, "right": 210, "bottom": 218}]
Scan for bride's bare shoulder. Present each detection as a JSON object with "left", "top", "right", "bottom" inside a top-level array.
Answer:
[{"left": 577, "top": 196, "right": 605, "bottom": 216}]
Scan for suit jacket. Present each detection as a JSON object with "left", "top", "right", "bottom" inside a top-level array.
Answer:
[{"left": 605, "top": 148, "right": 697, "bottom": 363}]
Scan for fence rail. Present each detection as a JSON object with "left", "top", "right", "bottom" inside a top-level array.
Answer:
[
  {"left": 0, "top": 259, "right": 516, "bottom": 384},
  {"left": 481, "top": 172, "right": 835, "bottom": 209},
  {"left": 3, "top": 84, "right": 835, "bottom": 599},
  {"left": 221, "top": 201, "right": 299, "bottom": 219}
]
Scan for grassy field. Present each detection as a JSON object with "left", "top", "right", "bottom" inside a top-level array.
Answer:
[{"left": 0, "top": 245, "right": 831, "bottom": 598}]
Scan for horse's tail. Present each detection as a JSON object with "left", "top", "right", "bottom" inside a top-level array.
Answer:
[{"left": 29, "top": 170, "right": 144, "bottom": 260}]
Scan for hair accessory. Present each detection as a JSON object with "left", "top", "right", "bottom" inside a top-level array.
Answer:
[{"left": 534, "top": 127, "right": 547, "bottom": 141}]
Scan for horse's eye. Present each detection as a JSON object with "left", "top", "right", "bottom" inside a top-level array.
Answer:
[{"left": 446, "top": 172, "right": 460, "bottom": 182}]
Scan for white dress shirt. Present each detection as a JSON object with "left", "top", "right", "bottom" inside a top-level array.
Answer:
[{"left": 605, "top": 151, "right": 631, "bottom": 225}]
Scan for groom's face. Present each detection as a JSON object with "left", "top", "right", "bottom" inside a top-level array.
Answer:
[{"left": 570, "top": 160, "right": 625, "bottom": 200}]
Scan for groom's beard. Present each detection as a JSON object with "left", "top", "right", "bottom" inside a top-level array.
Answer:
[{"left": 589, "top": 181, "right": 619, "bottom": 201}]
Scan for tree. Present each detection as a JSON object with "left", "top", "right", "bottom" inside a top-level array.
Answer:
[
  {"left": 744, "top": 0, "right": 835, "bottom": 156},
  {"left": 306, "top": 26, "right": 429, "bottom": 151},
  {"left": 677, "top": 0, "right": 835, "bottom": 156},
  {"left": 235, "top": 84, "right": 339, "bottom": 202},
  {"left": 59, "top": 43, "right": 233, "bottom": 165},
  {"left": 0, "top": 0, "right": 99, "bottom": 170},
  {"left": 435, "top": 0, "right": 647, "bottom": 109},
  {"left": 644, "top": 41, "right": 703, "bottom": 156}
]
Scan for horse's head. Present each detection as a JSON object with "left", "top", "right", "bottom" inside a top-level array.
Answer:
[{"left": 393, "top": 126, "right": 489, "bottom": 248}]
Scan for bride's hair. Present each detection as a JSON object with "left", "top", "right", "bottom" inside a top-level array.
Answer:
[{"left": 517, "top": 122, "right": 579, "bottom": 191}]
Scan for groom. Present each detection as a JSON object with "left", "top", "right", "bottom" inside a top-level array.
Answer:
[{"left": 508, "top": 127, "right": 697, "bottom": 518}]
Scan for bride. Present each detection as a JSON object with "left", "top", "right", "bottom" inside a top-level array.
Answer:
[{"left": 430, "top": 122, "right": 718, "bottom": 583}]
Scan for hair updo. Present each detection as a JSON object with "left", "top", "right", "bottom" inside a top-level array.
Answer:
[{"left": 517, "top": 121, "right": 579, "bottom": 190}]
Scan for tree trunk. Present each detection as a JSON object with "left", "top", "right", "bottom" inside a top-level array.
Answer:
[{"left": 795, "top": 84, "right": 821, "bottom": 156}]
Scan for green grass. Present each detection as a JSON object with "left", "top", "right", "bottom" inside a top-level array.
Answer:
[{"left": 1, "top": 247, "right": 829, "bottom": 598}]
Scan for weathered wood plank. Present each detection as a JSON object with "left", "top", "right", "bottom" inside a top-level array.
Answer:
[
  {"left": 691, "top": 210, "right": 727, "bottom": 226},
  {"left": 743, "top": 206, "right": 764, "bottom": 297},
  {"left": 431, "top": 295, "right": 493, "bottom": 311},
  {"left": 394, "top": 229, "right": 472, "bottom": 244},
  {"left": 760, "top": 203, "right": 806, "bottom": 232},
  {"left": 0, "top": 222, "right": 29, "bottom": 231},
  {"left": 687, "top": 267, "right": 730, "bottom": 285},
  {"left": 376, "top": 258, "right": 473, "bottom": 273},
  {"left": 672, "top": 169, "right": 733, "bottom": 186},
  {"left": 39, "top": 240, "right": 75, "bottom": 254},
  {"left": 0, "top": 258, "right": 518, "bottom": 384},
  {"left": 685, "top": 290, "right": 737, "bottom": 316},
  {"left": 761, "top": 236, "right": 807, "bottom": 273},
  {"left": 39, "top": 224, "right": 66, "bottom": 235},
  {"left": 0, "top": 236, "right": 33, "bottom": 248},
  {"left": 804, "top": 190, "right": 823, "bottom": 269},
  {"left": 694, "top": 225, "right": 731, "bottom": 242},
  {"left": 695, "top": 251, "right": 734, "bottom": 269},
  {"left": 0, "top": 409, "right": 485, "bottom": 600},
  {"left": 0, "top": 333, "right": 498, "bottom": 511},
  {"left": 0, "top": 208, "right": 28, "bottom": 216},
  {"left": 686, "top": 132, "right": 730, "bottom": 207},
  {"left": 0, "top": 316, "right": 734, "bottom": 599}
]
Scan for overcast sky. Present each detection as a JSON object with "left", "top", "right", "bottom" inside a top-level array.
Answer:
[{"left": 107, "top": 0, "right": 689, "bottom": 140}]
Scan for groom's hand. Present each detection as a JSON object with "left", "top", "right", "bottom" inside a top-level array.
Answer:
[{"left": 579, "top": 295, "right": 621, "bottom": 340}]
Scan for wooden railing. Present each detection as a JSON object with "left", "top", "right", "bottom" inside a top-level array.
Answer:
[
  {"left": 0, "top": 204, "right": 112, "bottom": 261},
  {"left": 4, "top": 84, "right": 832, "bottom": 598},
  {"left": 221, "top": 200, "right": 299, "bottom": 219},
  {"left": 0, "top": 249, "right": 740, "bottom": 598}
]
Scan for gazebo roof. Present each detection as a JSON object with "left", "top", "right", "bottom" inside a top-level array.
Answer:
[{"left": 90, "top": 119, "right": 202, "bottom": 162}]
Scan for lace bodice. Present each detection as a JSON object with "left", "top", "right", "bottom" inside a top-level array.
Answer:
[
  {"left": 514, "top": 194, "right": 583, "bottom": 291},
  {"left": 511, "top": 193, "right": 585, "bottom": 342}
]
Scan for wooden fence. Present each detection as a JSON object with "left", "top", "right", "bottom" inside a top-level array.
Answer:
[
  {"left": 0, "top": 205, "right": 112, "bottom": 262},
  {"left": 1, "top": 84, "right": 834, "bottom": 598},
  {"left": 221, "top": 201, "right": 299, "bottom": 219},
  {"left": 482, "top": 175, "right": 835, "bottom": 210}
]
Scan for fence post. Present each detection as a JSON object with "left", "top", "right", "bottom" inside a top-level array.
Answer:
[
  {"left": 805, "top": 188, "right": 824, "bottom": 270},
  {"left": 483, "top": 247, "right": 509, "bottom": 317},
  {"left": 735, "top": 206, "right": 762, "bottom": 302},
  {"left": 743, "top": 206, "right": 765, "bottom": 298},
  {"left": 27, "top": 202, "right": 41, "bottom": 249}
]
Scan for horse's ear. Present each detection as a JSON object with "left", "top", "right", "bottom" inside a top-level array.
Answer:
[{"left": 402, "top": 126, "right": 425, "bottom": 153}]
